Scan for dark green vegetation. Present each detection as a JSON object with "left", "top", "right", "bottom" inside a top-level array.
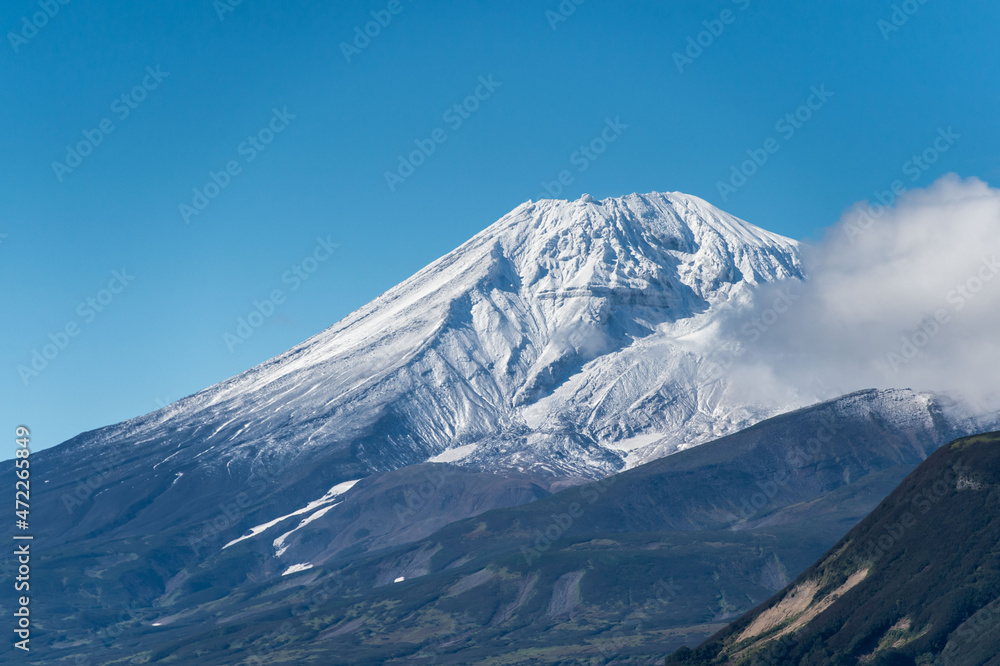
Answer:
[
  {"left": 6, "top": 389, "right": 976, "bottom": 664},
  {"left": 667, "top": 431, "right": 1000, "bottom": 665}
]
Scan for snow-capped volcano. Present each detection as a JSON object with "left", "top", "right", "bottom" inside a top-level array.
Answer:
[
  {"left": 74, "top": 192, "right": 802, "bottom": 485},
  {"left": 24, "top": 191, "right": 1000, "bottom": 666}
]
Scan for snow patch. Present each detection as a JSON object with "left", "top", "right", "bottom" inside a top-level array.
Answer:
[
  {"left": 427, "top": 443, "right": 478, "bottom": 463},
  {"left": 222, "top": 479, "right": 360, "bottom": 549},
  {"left": 603, "top": 431, "right": 664, "bottom": 453},
  {"left": 273, "top": 501, "right": 342, "bottom": 557}
]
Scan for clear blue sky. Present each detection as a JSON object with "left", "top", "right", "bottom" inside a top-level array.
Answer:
[{"left": 3, "top": 0, "right": 999, "bottom": 452}]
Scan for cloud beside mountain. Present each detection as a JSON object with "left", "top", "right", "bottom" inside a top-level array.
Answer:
[{"left": 725, "top": 174, "right": 1000, "bottom": 414}]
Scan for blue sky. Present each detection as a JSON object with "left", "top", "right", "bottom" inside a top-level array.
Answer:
[{"left": 3, "top": 0, "right": 999, "bottom": 452}]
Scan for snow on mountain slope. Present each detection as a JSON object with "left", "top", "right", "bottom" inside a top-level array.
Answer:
[{"left": 66, "top": 192, "right": 803, "bottom": 483}]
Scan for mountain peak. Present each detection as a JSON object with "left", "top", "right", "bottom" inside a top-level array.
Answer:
[
  {"left": 476, "top": 191, "right": 800, "bottom": 309},
  {"left": 64, "top": 191, "right": 804, "bottom": 491}
]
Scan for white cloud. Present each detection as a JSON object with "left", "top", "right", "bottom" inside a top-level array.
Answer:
[{"left": 723, "top": 174, "right": 1000, "bottom": 413}]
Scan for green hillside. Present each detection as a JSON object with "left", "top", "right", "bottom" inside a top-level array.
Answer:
[{"left": 667, "top": 431, "right": 1000, "bottom": 665}]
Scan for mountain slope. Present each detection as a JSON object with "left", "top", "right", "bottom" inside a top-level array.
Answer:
[
  {"left": 196, "top": 387, "right": 969, "bottom": 585},
  {"left": 20, "top": 192, "right": 805, "bottom": 562},
  {"left": 0, "top": 190, "right": 821, "bottom": 663},
  {"left": 32, "top": 388, "right": 988, "bottom": 665},
  {"left": 668, "top": 431, "right": 1000, "bottom": 665},
  {"left": 62, "top": 191, "right": 804, "bottom": 476}
]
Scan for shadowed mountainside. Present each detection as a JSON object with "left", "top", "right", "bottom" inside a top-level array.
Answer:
[
  {"left": 25, "top": 388, "right": 988, "bottom": 664},
  {"left": 667, "top": 431, "right": 1000, "bottom": 665}
]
